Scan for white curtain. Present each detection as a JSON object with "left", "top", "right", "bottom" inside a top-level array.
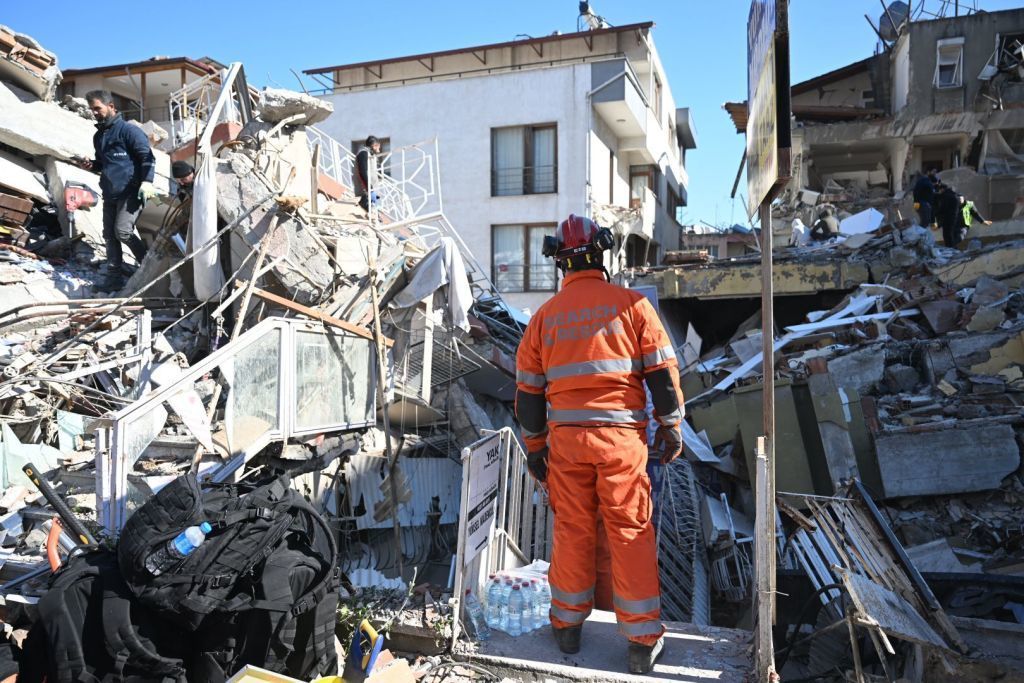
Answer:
[
  {"left": 531, "top": 127, "right": 556, "bottom": 193},
  {"left": 191, "top": 143, "right": 224, "bottom": 300},
  {"left": 493, "top": 128, "right": 525, "bottom": 195},
  {"left": 528, "top": 226, "right": 555, "bottom": 290},
  {"left": 492, "top": 225, "right": 524, "bottom": 292}
]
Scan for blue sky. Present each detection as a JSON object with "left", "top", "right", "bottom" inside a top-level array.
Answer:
[{"left": 8, "top": 1, "right": 1020, "bottom": 227}]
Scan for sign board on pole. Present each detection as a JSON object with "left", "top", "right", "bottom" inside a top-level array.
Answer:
[
  {"left": 746, "top": 0, "right": 791, "bottom": 217},
  {"left": 462, "top": 431, "right": 502, "bottom": 567}
]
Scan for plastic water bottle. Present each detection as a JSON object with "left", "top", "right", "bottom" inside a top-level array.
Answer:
[
  {"left": 464, "top": 589, "right": 491, "bottom": 641},
  {"left": 520, "top": 581, "right": 536, "bottom": 632},
  {"left": 498, "top": 578, "right": 514, "bottom": 632},
  {"left": 485, "top": 577, "right": 503, "bottom": 628},
  {"left": 145, "top": 522, "right": 212, "bottom": 576},
  {"left": 538, "top": 577, "right": 552, "bottom": 617},
  {"left": 508, "top": 585, "right": 524, "bottom": 637},
  {"left": 530, "top": 579, "right": 545, "bottom": 629}
]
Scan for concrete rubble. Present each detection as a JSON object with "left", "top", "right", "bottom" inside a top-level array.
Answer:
[
  {"left": 626, "top": 159, "right": 1024, "bottom": 681},
  {"left": 0, "top": 29, "right": 528, "bottom": 682}
]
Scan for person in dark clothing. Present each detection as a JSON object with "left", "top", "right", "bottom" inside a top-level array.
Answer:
[
  {"left": 171, "top": 160, "right": 195, "bottom": 201},
  {"left": 810, "top": 206, "right": 840, "bottom": 241},
  {"left": 354, "top": 135, "right": 380, "bottom": 211},
  {"left": 935, "top": 183, "right": 960, "bottom": 247},
  {"left": 912, "top": 169, "right": 938, "bottom": 228},
  {"left": 75, "top": 89, "right": 155, "bottom": 291},
  {"left": 955, "top": 195, "right": 992, "bottom": 243}
]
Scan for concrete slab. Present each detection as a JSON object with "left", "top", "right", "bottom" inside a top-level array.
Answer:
[
  {"left": 459, "top": 610, "right": 751, "bottom": 683},
  {"left": 0, "top": 82, "right": 94, "bottom": 160}
]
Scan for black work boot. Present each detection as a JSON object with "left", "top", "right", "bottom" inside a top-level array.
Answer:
[
  {"left": 552, "top": 625, "right": 582, "bottom": 654},
  {"left": 628, "top": 636, "right": 665, "bottom": 674}
]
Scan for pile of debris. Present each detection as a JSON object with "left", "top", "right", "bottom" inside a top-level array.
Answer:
[
  {"left": 629, "top": 197, "right": 1024, "bottom": 679},
  {"left": 0, "top": 27, "right": 526, "bottom": 682}
]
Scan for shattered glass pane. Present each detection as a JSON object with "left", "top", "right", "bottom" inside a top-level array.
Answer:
[
  {"left": 121, "top": 405, "right": 169, "bottom": 467},
  {"left": 226, "top": 328, "right": 281, "bottom": 452},
  {"left": 295, "top": 331, "right": 373, "bottom": 431}
]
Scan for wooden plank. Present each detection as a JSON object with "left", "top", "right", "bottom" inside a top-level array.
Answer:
[
  {"left": 875, "top": 424, "right": 1019, "bottom": 497},
  {"left": 839, "top": 568, "right": 950, "bottom": 651},
  {"left": 243, "top": 285, "right": 392, "bottom": 347}
]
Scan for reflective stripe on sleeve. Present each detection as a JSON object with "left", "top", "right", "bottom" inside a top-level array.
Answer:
[
  {"left": 642, "top": 345, "right": 676, "bottom": 368},
  {"left": 546, "top": 358, "right": 641, "bottom": 381},
  {"left": 613, "top": 594, "right": 661, "bottom": 615},
  {"left": 548, "top": 408, "right": 648, "bottom": 424},
  {"left": 516, "top": 369, "right": 547, "bottom": 388},
  {"left": 656, "top": 408, "right": 684, "bottom": 427},
  {"left": 522, "top": 427, "right": 547, "bottom": 439},
  {"left": 550, "top": 585, "right": 595, "bottom": 605}
]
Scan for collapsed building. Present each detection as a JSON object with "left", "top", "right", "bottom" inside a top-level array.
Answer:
[
  {"left": 615, "top": 4, "right": 1024, "bottom": 681},
  {"left": 726, "top": 5, "right": 1024, "bottom": 245}
]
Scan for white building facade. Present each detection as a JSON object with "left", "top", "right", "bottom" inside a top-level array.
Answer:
[{"left": 306, "top": 22, "right": 696, "bottom": 312}]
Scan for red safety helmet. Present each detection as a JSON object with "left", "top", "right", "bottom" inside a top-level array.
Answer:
[{"left": 542, "top": 214, "right": 613, "bottom": 271}]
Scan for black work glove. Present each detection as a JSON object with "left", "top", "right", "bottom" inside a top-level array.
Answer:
[
  {"left": 653, "top": 424, "right": 683, "bottom": 465},
  {"left": 527, "top": 447, "right": 549, "bottom": 483}
]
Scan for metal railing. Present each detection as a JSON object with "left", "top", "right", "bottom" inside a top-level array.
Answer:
[
  {"left": 491, "top": 164, "right": 557, "bottom": 196},
  {"left": 167, "top": 69, "right": 257, "bottom": 148},
  {"left": 491, "top": 263, "right": 557, "bottom": 294},
  {"left": 306, "top": 130, "right": 442, "bottom": 224}
]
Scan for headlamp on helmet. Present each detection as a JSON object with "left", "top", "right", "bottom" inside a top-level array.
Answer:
[{"left": 545, "top": 214, "right": 613, "bottom": 271}]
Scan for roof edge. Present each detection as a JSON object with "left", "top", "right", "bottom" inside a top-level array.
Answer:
[{"left": 303, "top": 21, "right": 655, "bottom": 76}]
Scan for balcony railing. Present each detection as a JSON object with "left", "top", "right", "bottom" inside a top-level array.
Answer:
[{"left": 491, "top": 165, "right": 557, "bottom": 196}]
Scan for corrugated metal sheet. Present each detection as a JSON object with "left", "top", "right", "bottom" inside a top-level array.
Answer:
[{"left": 346, "top": 455, "right": 461, "bottom": 530}]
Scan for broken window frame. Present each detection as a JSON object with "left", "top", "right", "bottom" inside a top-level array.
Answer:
[
  {"left": 96, "top": 317, "right": 376, "bottom": 531},
  {"left": 933, "top": 37, "right": 965, "bottom": 89}
]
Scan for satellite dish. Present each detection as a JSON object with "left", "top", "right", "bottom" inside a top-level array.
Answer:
[{"left": 879, "top": 1, "right": 910, "bottom": 42}]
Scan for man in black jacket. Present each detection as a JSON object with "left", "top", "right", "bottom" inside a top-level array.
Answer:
[
  {"left": 354, "top": 135, "right": 380, "bottom": 212},
  {"left": 935, "top": 183, "right": 960, "bottom": 247},
  {"left": 75, "top": 90, "right": 155, "bottom": 291},
  {"left": 912, "top": 169, "right": 938, "bottom": 228}
]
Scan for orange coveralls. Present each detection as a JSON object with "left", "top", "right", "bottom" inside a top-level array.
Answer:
[{"left": 515, "top": 269, "right": 683, "bottom": 644}]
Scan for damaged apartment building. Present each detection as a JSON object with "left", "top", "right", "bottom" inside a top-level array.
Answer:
[
  {"left": 303, "top": 20, "right": 697, "bottom": 314},
  {"left": 726, "top": 4, "right": 1024, "bottom": 239}
]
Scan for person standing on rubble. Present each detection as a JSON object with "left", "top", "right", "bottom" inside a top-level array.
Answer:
[
  {"left": 355, "top": 135, "right": 381, "bottom": 212},
  {"left": 956, "top": 194, "right": 992, "bottom": 242},
  {"left": 514, "top": 214, "right": 684, "bottom": 674},
  {"left": 75, "top": 90, "right": 155, "bottom": 291},
  {"left": 935, "top": 182, "right": 960, "bottom": 247},
  {"left": 912, "top": 168, "right": 939, "bottom": 228}
]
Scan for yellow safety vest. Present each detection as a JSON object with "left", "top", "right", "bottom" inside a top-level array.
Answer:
[{"left": 962, "top": 201, "right": 976, "bottom": 227}]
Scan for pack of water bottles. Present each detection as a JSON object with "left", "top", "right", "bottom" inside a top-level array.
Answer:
[{"left": 463, "top": 563, "right": 552, "bottom": 641}]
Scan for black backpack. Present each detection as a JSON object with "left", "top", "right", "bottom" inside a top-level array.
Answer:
[{"left": 21, "top": 472, "right": 340, "bottom": 682}]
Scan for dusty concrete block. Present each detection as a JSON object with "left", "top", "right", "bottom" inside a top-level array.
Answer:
[
  {"left": 883, "top": 363, "right": 920, "bottom": 393},
  {"left": 875, "top": 424, "right": 1019, "bottom": 498},
  {"left": 257, "top": 87, "right": 333, "bottom": 126},
  {"left": 966, "top": 306, "right": 1006, "bottom": 332},
  {"left": 972, "top": 275, "right": 1010, "bottom": 307},
  {"left": 0, "top": 82, "right": 94, "bottom": 159},
  {"left": 60, "top": 94, "right": 93, "bottom": 120},
  {"left": 217, "top": 154, "right": 333, "bottom": 304},
  {"left": 127, "top": 119, "right": 168, "bottom": 147},
  {"left": 828, "top": 344, "right": 886, "bottom": 394}
]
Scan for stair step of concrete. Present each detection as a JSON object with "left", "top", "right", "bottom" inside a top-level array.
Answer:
[{"left": 455, "top": 609, "right": 751, "bottom": 682}]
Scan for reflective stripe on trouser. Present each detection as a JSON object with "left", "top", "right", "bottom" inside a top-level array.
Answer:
[{"left": 547, "top": 425, "right": 665, "bottom": 644}]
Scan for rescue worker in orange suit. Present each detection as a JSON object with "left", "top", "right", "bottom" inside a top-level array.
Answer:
[{"left": 515, "top": 214, "right": 684, "bottom": 674}]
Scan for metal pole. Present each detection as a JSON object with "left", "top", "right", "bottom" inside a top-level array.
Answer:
[
  {"left": 369, "top": 251, "right": 404, "bottom": 579},
  {"left": 757, "top": 201, "right": 777, "bottom": 680}
]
